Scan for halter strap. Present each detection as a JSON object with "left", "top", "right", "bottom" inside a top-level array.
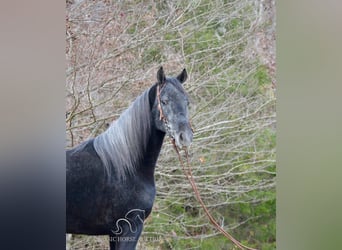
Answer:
[{"left": 156, "top": 84, "right": 166, "bottom": 122}]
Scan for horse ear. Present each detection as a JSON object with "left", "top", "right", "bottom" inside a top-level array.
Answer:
[
  {"left": 177, "top": 68, "right": 187, "bottom": 84},
  {"left": 157, "top": 66, "right": 166, "bottom": 85}
]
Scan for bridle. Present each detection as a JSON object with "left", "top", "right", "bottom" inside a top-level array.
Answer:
[
  {"left": 156, "top": 84, "right": 166, "bottom": 123},
  {"left": 156, "top": 83, "right": 194, "bottom": 145},
  {"left": 156, "top": 83, "right": 176, "bottom": 143}
]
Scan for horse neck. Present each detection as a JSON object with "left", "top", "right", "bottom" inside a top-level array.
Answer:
[{"left": 138, "top": 120, "right": 166, "bottom": 179}]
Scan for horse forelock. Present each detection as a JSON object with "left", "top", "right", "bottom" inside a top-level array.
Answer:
[{"left": 93, "top": 89, "right": 152, "bottom": 181}]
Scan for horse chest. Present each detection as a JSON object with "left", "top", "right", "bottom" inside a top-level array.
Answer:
[
  {"left": 106, "top": 177, "right": 156, "bottom": 219},
  {"left": 127, "top": 179, "right": 155, "bottom": 210}
]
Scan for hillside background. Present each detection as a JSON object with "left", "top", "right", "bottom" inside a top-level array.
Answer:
[{"left": 66, "top": 0, "right": 276, "bottom": 249}]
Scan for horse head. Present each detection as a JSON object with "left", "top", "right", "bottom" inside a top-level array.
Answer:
[{"left": 152, "top": 66, "right": 193, "bottom": 149}]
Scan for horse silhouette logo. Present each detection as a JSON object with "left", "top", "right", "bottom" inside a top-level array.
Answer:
[{"left": 111, "top": 209, "right": 146, "bottom": 235}]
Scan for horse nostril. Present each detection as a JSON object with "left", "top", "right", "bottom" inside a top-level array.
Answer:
[{"left": 179, "top": 133, "right": 184, "bottom": 141}]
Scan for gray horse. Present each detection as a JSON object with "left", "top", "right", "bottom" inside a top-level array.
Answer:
[{"left": 66, "top": 67, "right": 193, "bottom": 250}]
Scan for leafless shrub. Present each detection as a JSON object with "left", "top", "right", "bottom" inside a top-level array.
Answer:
[{"left": 66, "top": 0, "right": 275, "bottom": 248}]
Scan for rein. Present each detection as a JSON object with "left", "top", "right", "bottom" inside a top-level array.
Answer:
[{"left": 156, "top": 85, "right": 257, "bottom": 250}]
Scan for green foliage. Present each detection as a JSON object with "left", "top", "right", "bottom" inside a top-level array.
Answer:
[
  {"left": 143, "top": 47, "right": 164, "bottom": 63},
  {"left": 254, "top": 65, "right": 271, "bottom": 87}
]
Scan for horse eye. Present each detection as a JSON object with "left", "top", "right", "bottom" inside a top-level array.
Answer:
[{"left": 161, "top": 100, "right": 168, "bottom": 105}]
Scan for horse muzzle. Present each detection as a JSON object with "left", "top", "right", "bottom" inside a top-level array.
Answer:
[{"left": 174, "top": 123, "right": 193, "bottom": 149}]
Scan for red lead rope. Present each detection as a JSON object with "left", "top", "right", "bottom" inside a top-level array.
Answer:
[{"left": 171, "top": 140, "right": 258, "bottom": 250}]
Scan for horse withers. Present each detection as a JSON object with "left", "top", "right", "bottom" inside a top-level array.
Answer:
[{"left": 66, "top": 67, "right": 193, "bottom": 249}]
